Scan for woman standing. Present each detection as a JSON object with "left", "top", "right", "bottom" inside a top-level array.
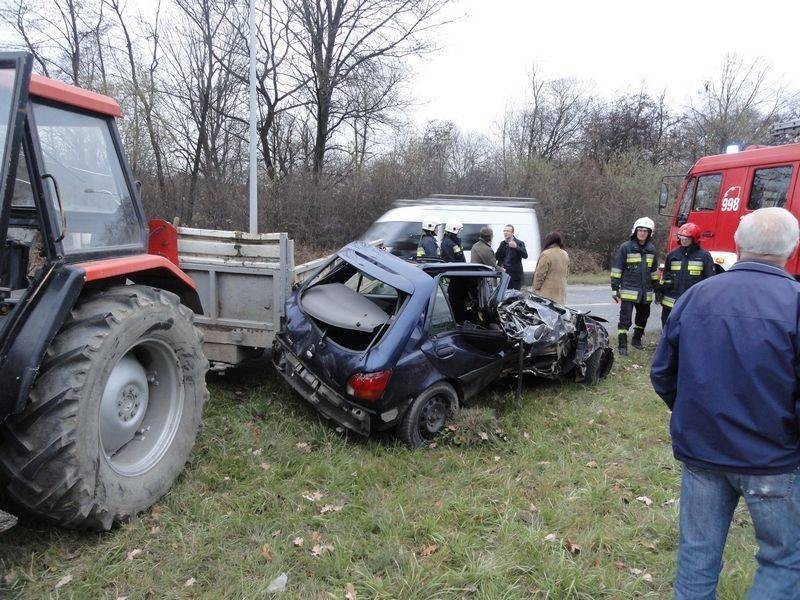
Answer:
[{"left": 533, "top": 232, "right": 569, "bottom": 304}]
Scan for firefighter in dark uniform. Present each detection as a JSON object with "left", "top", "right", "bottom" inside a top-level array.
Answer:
[
  {"left": 658, "top": 222, "right": 715, "bottom": 327},
  {"left": 417, "top": 217, "right": 440, "bottom": 258},
  {"left": 611, "top": 217, "right": 659, "bottom": 356},
  {"left": 440, "top": 220, "right": 465, "bottom": 262}
]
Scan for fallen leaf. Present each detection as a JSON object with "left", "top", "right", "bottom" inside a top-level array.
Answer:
[
  {"left": 419, "top": 543, "right": 438, "bottom": 557},
  {"left": 311, "top": 543, "right": 334, "bottom": 557},
  {"left": 614, "top": 560, "right": 628, "bottom": 571},
  {"left": 641, "top": 540, "right": 657, "bottom": 550},
  {"left": 635, "top": 496, "right": 653, "bottom": 506},
  {"left": 261, "top": 544, "right": 273, "bottom": 561},
  {"left": 544, "top": 533, "right": 558, "bottom": 543},
  {"left": 149, "top": 526, "right": 161, "bottom": 535},
  {"left": 320, "top": 503, "right": 344, "bottom": 515},
  {"left": 125, "top": 549, "right": 142, "bottom": 561},
  {"left": 345, "top": 582, "right": 357, "bottom": 600},
  {"left": 54, "top": 574, "right": 73, "bottom": 590},
  {"left": 586, "top": 460, "right": 598, "bottom": 468},
  {"left": 296, "top": 442, "right": 311, "bottom": 453},
  {"left": 629, "top": 567, "right": 643, "bottom": 576},
  {"left": 593, "top": 558, "right": 601, "bottom": 567},
  {"left": 260, "top": 462, "right": 272, "bottom": 471},
  {"left": 116, "top": 596, "right": 128, "bottom": 600},
  {"left": 563, "top": 539, "right": 581, "bottom": 555},
  {"left": 529, "top": 504, "right": 539, "bottom": 513},
  {"left": 252, "top": 448, "right": 263, "bottom": 456},
  {"left": 734, "top": 517, "right": 750, "bottom": 527},
  {"left": 271, "top": 530, "right": 282, "bottom": 538},
  {"left": 184, "top": 577, "right": 196, "bottom": 587},
  {"left": 478, "top": 432, "right": 489, "bottom": 441},
  {"left": 434, "top": 500, "right": 442, "bottom": 509},
  {"left": 311, "top": 531, "right": 321, "bottom": 545},
  {"left": 662, "top": 498, "right": 677, "bottom": 507},
  {"left": 493, "top": 455, "right": 500, "bottom": 462},
  {"left": 586, "top": 419, "right": 595, "bottom": 426},
  {"left": 293, "top": 537, "right": 304, "bottom": 547},
  {"left": 642, "top": 573, "right": 654, "bottom": 583},
  {"left": 302, "top": 491, "right": 324, "bottom": 502},
  {"left": 537, "top": 461, "right": 550, "bottom": 466},
  {"left": 523, "top": 431, "right": 530, "bottom": 439}
]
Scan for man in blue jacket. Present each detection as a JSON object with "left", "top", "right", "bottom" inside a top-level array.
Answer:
[{"left": 650, "top": 207, "right": 800, "bottom": 599}]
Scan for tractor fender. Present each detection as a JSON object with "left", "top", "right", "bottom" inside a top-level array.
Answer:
[
  {"left": 78, "top": 254, "right": 203, "bottom": 314},
  {"left": 0, "top": 264, "right": 84, "bottom": 420}
]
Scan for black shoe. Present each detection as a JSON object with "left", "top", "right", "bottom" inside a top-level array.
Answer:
[
  {"left": 631, "top": 336, "right": 643, "bottom": 349},
  {"left": 618, "top": 333, "right": 628, "bottom": 357}
]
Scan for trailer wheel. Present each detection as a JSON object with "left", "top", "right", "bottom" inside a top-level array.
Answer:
[
  {"left": 0, "top": 285, "right": 208, "bottom": 530},
  {"left": 397, "top": 382, "right": 459, "bottom": 447}
]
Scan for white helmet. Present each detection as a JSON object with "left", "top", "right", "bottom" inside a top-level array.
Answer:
[
  {"left": 631, "top": 217, "right": 655, "bottom": 235},
  {"left": 444, "top": 220, "right": 463, "bottom": 235},
  {"left": 422, "top": 217, "right": 439, "bottom": 232}
]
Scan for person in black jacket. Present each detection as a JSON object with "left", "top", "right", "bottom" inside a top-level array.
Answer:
[
  {"left": 495, "top": 225, "right": 528, "bottom": 290},
  {"left": 611, "top": 217, "right": 659, "bottom": 356},
  {"left": 416, "top": 217, "right": 440, "bottom": 258},
  {"left": 440, "top": 220, "right": 465, "bottom": 262},
  {"left": 659, "top": 222, "right": 715, "bottom": 327}
]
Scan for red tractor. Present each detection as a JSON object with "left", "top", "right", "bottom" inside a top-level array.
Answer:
[{"left": 0, "top": 53, "right": 208, "bottom": 530}]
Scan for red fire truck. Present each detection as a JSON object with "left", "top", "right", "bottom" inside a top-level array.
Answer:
[{"left": 659, "top": 120, "right": 800, "bottom": 275}]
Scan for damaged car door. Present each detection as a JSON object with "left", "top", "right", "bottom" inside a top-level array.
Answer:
[{"left": 421, "top": 273, "right": 511, "bottom": 400}]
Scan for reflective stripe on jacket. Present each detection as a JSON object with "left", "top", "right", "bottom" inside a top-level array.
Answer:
[
  {"left": 660, "top": 244, "right": 715, "bottom": 308},
  {"left": 610, "top": 239, "right": 658, "bottom": 304}
]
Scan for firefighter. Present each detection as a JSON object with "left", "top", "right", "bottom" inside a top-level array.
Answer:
[
  {"left": 611, "top": 217, "right": 658, "bottom": 356},
  {"left": 441, "top": 220, "right": 465, "bottom": 262},
  {"left": 658, "top": 222, "right": 715, "bottom": 327},
  {"left": 417, "top": 217, "right": 440, "bottom": 258}
]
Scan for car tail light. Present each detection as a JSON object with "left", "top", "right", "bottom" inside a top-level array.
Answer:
[{"left": 346, "top": 370, "right": 392, "bottom": 402}]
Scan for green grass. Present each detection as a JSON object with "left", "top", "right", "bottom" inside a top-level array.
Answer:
[
  {"left": 568, "top": 272, "right": 608, "bottom": 285},
  {"left": 0, "top": 347, "right": 757, "bottom": 599}
]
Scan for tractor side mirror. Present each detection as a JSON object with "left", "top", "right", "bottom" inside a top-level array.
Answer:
[
  {"left": 135, "top": 180, "right": 142, "bottom": 195},
  {"left": 658, "top": 182, "right": 669, "bottom": 209}
]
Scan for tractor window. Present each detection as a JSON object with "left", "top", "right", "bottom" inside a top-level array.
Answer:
[
  {"left": 748, "top": 166, "right": 793, "bottom": 209},
  {"left": 0, "top": 68, "right": 14, "bottom": 159},
  {"left": 32, "top": 102, "right": 141, "bottom": 253},
  {"left": 693, "top": 174, "right": 722, "bottom": 211},
  {"left": 10, "top": 146, "right": 34, "bottom": 208}
]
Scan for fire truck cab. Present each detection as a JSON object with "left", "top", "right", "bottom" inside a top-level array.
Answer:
[{"left": 660, "top": 137, "right": 800, "bottom": 276}]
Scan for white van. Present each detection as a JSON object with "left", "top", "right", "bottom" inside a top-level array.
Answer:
[{"left": 361, "top": 195, "right": 541, "bottom": 284}]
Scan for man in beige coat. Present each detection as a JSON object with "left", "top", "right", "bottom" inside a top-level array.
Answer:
[
  {"left": 470, "top": 227, "right": 497, "bottom": 268},
  {"left": 533, "top": 232, "right": 569, "bottom": 304}
]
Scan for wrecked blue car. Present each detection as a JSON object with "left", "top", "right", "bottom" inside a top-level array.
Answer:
[{"left": 272, "top": 243, "right": 613, "bottom": 446}]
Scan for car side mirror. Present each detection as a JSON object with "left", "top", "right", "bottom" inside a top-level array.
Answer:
[{"left": 658, "top": 182, "right": 669, "bottom": 209}]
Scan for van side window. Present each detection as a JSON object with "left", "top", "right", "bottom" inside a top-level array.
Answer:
[
  {"left": 748, "top": 166, "right": 793, "bottom": 209},
  {"left": 676, "top": 178, "right": 696, "bottom": 225},
  {"left": 693, "top": 174, "right": 722, "bottom": 211}
]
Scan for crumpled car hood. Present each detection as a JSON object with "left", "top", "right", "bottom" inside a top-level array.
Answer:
[{"left": 497, "top": 291, "right": 610, "bottom": 379}]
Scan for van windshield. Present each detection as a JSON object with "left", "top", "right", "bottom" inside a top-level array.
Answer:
[{"left": 361, "top": 221, "right": 421, "bottom": 257}]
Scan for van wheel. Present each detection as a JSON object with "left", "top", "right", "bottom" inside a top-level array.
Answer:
[{"left": 397, "top": 382, "right": 459, "bottom": 447}]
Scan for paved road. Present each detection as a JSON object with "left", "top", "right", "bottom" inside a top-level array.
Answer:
[{"left": 565, "top": 284, "right": 663, "bottom": 333}]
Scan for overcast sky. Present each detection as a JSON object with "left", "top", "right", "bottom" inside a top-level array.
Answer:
[{"left": 409, "top": 0, "right": 800, "bottom": 133}]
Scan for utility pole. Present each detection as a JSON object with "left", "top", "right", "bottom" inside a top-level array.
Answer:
[{"left": 248, "top": 0, "right": 258, "bottom": 234}]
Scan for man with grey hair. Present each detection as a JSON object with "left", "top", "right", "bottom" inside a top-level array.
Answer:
[
  {"left": 469, "top": 226, "right": 497, "bottom": 268},
  {"left": 651, "top": 207, "right": 800, "bottom": 598}
]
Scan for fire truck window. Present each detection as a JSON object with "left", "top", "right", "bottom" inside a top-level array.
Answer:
[
  {"left": 676, "top": 178, "right": 696, "bottom": 225},
  {"left": 692, "top": 174, "right": 722, "bottom": 211},
  {"left": 748, "top": 166, "right": 793, "bottom": 209}
]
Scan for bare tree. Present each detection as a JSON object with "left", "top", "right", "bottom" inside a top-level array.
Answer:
[{"left": 288, "top": 0, "right": 450, "bottom": 173}]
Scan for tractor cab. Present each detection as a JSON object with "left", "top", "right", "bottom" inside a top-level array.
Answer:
[{"left": 0, "top": 52, "right": 207, "bottom": 531}]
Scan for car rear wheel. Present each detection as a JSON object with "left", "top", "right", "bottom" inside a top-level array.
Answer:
[{"left": 397, "top": 382, "right": 459, "bottom": 447}]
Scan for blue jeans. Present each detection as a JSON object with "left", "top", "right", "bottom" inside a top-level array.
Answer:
[{"left": 674, "top": 463, "right": 800, "bottom": 599}]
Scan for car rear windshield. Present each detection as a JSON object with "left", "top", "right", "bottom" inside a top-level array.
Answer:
[{"left": 301, "top": 258, "right": 406, "bottom": 351}]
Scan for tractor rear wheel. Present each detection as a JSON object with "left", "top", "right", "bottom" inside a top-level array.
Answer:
[{"left": 0, "top": 285, "right": 208, "bottom": 530}]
